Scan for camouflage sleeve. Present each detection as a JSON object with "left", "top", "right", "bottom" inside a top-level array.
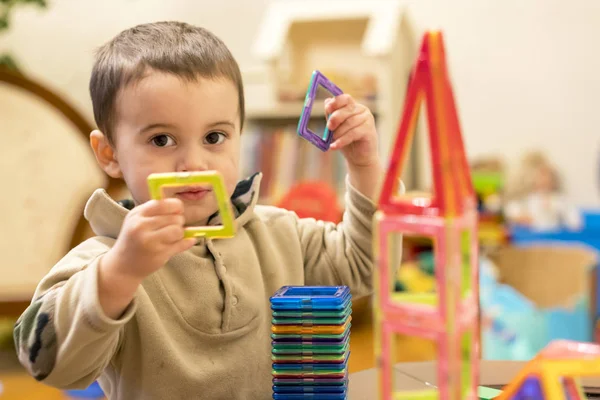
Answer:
[
  {"left": 13, "top": 237, "right": 137, "bottom": 389},
  {"left": 13, "top": 288, "right": 61, "bottom": 381}
]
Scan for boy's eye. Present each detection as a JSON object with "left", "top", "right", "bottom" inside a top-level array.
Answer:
[
  {"left": 204, "top": 132, "right": 226, "bottom": 145},
  {"left": 151, "top": 134, "right": 175, "bottom": 147}
]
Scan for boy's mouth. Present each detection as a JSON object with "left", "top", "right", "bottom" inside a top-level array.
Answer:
[{"left": 175, "top": 186, "right": 212, "bottom": 201}]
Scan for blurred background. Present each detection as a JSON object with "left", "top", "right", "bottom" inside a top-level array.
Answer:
[{"left": 0, "top": 0, "right": 599, "bottom": 398}]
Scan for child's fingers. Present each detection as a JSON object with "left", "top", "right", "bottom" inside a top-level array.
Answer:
[
  {"left": 141, "top": 198, "right": 184, "bottom": 217},
  {"left": 152, "top": 224, "right": 186, "bottom": 245},
  {"left": 324, "top": 94, "right": 355, "bottom": 115},
  {"left": 173, "top": 237, "right": 197, "bottom": 254},
  {"left": 330, "top": 129, "right": 361, "bottom": 150},
  {"left": 146, "top": 214, "right": 186, "bottom": 231},
  {"left": 324, "top": 98, "right": 334, "bottom": 120},
  {"left": 327, "top": 103, "right": 360, "bottom": 132},
  {"left": 331, "top": 111, "right": 366, "bottom": 141}
]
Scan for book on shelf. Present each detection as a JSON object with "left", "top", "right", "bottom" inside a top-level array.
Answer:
[{"left": 240, "top": 123, "right": 347, "bottom": 206}]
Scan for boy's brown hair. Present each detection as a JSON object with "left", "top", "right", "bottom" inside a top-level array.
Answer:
[{"left": 89, "top": 21, "right": 245, "bottom": 144}]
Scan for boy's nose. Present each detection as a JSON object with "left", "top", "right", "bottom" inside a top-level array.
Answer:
[
  {"left": 177, "top": 150, "right": 209, "bottom": 172},
  {"left": 178, "top": 162, "right": 207, "bottom": 172}
]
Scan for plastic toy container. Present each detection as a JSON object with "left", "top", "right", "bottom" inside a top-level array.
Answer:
[
  {"left": 510, "top": 209, "right": 600, "bottom": 253},
  {"left": 480, "top": 245, "right": 597, "bottom": 360},
  {"left": 510, "top": 209, "right": 600, "bottom": 327}
]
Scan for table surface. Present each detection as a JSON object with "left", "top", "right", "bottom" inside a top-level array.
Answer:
[
  {"left": 3, "top": 358, "right": 600, "bottom": 399},
  {"left": 348, "top": 361, "right": 600, "bottom": 399}
]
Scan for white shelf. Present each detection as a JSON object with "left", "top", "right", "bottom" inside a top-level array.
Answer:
[
  {"left": 253, "top": 0, "right": 403, "bottom": 61},
  {"left": 246, "top": 99, "right": 378, "bottom": 120},
  {"left": 248, "top": 0, "right": 419, "bottom": 190}
]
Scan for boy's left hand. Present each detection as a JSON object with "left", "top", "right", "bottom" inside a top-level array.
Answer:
[{"left": 324, "top": 94, "right": 379, "bottom": 168}]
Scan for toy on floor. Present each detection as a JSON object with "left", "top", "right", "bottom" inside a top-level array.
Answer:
[
  {"left": 276, "top": 181, "right": 343, "bottom": 223},
  {"left": 373, "top": 31, "right": 480, "bottom": 400},
  {"left": 147, "top": 171, "right": 236, "bottom": 238},
  {"left": 393, "top": 239, "right": 436, "bottom": 293},
  {"left": 394, "top": 260, "right": 435, "bottom": 293},
  {"left": 495, "top": 340, "right": 600, "bottom": 399},
  {"left": 270, "top": 286, "right": 352, "bottom": 400},
  {"left": 504, "top": 151, "right": 582, "bottom": 231},
  {"left": 471, "top": 157, "right": 510, "bottom": 249},
  {"left": 297, "top": 70, "right": 343, "bottom": 152}
]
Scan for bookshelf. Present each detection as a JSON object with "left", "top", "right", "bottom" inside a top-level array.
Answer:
[
  {"left": 240, "top": 122, "right": 348, "bottom": 206},
  {"left": 243, "top": 0, "right": 419, "bottom": 207}
]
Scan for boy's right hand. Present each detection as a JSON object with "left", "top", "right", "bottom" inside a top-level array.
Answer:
[
  {"left": 98, "top": 198, "right": 196, "bottom": 319},
  {"left": 107, "top": 198, "right": 196, "bottom": 280}
]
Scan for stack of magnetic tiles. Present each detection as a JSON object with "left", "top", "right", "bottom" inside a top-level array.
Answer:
[{"left": 270, "top": 286, "right": 352, "bottom": 400}]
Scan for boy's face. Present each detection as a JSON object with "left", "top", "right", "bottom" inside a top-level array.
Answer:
[{"left": 93, "top": 71, "right": 241, "bottom": 226}]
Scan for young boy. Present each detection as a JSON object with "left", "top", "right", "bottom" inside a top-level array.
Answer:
[{"left": 14, "top": 21, "right": 386, "bottom": 399}]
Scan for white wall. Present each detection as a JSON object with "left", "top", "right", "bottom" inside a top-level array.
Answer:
[
  {"left": 1, "top": 0, "right": 599, "bottom": 206},
  {"left": 404, "top": 0, "right": 600, "bottom": 207},
  {"left": 0, "top": 0, "right": 270, "bottom": 123}
]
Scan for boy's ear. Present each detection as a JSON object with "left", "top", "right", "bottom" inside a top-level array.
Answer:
[{"left": 90, "top": 130, "right": 122, "bottom": 178}]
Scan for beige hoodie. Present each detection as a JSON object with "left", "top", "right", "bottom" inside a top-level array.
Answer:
[{"left": 13, "top": 173, "right": 379, "bottom": 399}]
